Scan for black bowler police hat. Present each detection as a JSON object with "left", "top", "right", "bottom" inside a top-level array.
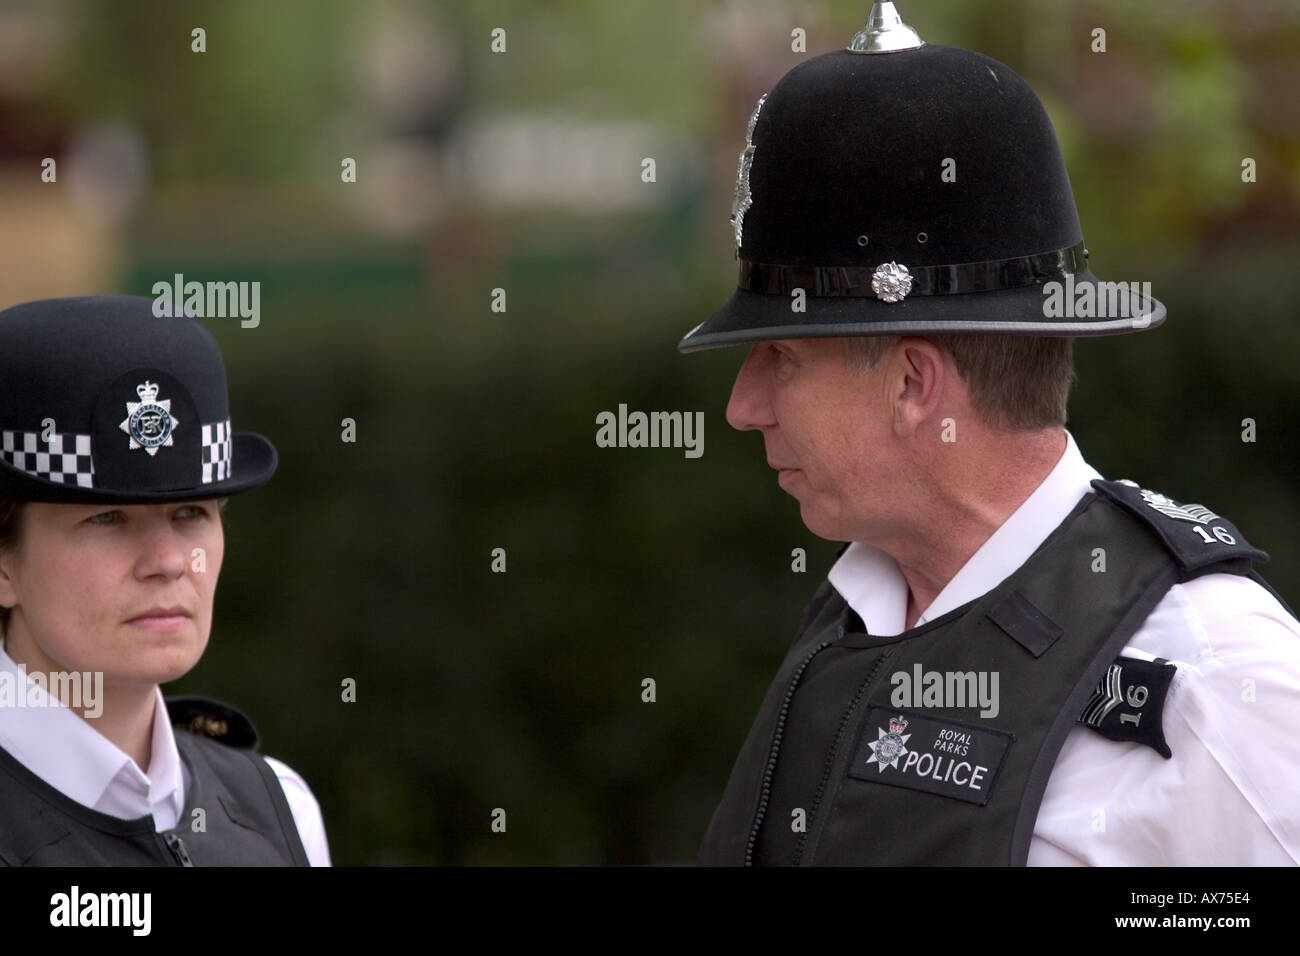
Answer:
[
  {"left": 0, "top": 295, "right": 277, "bottom": 503},
  {"left": 679, "top": 2, "right": 1166, "bottom": 353}
]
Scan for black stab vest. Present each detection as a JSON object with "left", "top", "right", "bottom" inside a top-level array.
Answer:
[
  {"left": 698, "top": 479, "right": 1290, "bottom": 866},
  {"left": 0, "top": 696, "right": 310, "bottom": 866}
]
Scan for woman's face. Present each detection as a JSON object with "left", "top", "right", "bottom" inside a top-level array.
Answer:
[{"left": 0, "top": 500, "right": 224, "bottom": 689}]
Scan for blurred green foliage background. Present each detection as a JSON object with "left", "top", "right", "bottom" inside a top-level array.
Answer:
[{"left": 1, "top": 0, "right": 1297, "bottom": 863}]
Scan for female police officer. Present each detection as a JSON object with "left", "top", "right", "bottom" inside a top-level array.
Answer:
[{"left": 0, "top": 295, "right": 329, "bottom": 866}]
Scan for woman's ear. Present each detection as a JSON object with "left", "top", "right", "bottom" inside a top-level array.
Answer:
[{"left": 0, "top": 554, "right": 18, "bottom": 611}]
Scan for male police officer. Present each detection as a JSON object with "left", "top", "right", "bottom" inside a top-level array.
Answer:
[{"left": 680, "top": 4, "right": 1300, "bottom": 865}]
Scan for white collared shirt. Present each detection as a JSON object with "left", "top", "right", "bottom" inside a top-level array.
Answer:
[
  {"left": 0, "top": 639, "right": 330, "bottom": 866},
  {"left": 827, "top": 429, "right": 1300, "bottom": 865}
]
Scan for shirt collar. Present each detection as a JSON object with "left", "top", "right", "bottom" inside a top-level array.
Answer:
[
  {"left": 0, "top": 637, "right": 185, "bottom": 824},
  {"left": 827, "top": 428, "right": 1104, "bottom": 637}
]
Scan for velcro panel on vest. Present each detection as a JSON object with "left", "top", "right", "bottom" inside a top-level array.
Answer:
[
  {"left": 986, "top": 591, "right": 1063, "bottom": 658},
  {"left": 1090, "top": 479, "right": 1268, "bottom": 577}
]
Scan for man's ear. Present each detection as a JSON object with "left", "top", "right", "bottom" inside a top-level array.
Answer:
[{"left": 890, "top": 338, "right": 946, "bottom": 436}]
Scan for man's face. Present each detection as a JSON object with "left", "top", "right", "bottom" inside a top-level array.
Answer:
[
  {"left": 0, "top": 500, "right": 224, "bottom": 689},
  {"left": 726, "top": 337, "right": 894, "bottom": 541}
]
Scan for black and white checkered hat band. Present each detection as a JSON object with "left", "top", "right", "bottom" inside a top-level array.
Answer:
[
  {"left": 2, "top": 419, "right": 234, "bottom": 488},
  {"left": 201, "top": 420, "right": 232, "bottom": 483},
  {"left": 0, "top": 431, "right": 94, "bottom": 487}
]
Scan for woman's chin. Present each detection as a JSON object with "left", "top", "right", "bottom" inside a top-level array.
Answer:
[{"left": 100, "top": 629, "right": 208, "bottom": 686}]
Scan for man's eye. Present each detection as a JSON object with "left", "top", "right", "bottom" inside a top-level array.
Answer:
[
  {"left": 772, "top": 346, "right": 795, "bottom": 378},
  {"left": 89, "top": 511, "right": 123, "bottom": 525},
  {"left": 177, "top": 505, "right": 208, "bottom": 519}
]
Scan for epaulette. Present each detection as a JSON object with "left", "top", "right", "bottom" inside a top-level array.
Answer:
[
  {"left": 165, "top": 695, "right": 260, "bottom": 750},
  {"left": 1090, "top": 478, "right": 1269, "bottom": 577}
]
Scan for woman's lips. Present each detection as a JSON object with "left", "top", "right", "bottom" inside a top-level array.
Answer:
[{"left": 126, "top": 608, "right": 192, "bottom": 630}]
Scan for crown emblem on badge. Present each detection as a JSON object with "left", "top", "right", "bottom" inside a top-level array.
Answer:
[
  {"left": 119, "top": 379, "right": 179, "bottom": 456},
  {"left": 872, "top": 261, "right": 913, "bottom": 302},
  {"left": 730, "top": 93, "right": 767, "bottom": 255},
  {"left": 866, "top": 714, "right": 912, "bottom": 773}
]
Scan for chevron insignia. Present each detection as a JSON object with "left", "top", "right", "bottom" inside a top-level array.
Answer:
[
  {"left": 1080, "top": 661, "right": 1124, "bottom": 728},
  {"left": 1139, "top": 488, "right": 1220, "bottom": 525},
  {"left": 1077, "top": 655, "right": 1176, "bottom": 758}
]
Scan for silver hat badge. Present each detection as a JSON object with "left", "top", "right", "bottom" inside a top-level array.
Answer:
[
  {"left": 730, "top": 93, "right": 767, "bottom": 255},
  {"left": 872, "top": 262, "right": 913, "bottom": 302},
  {"left": 120, "top": 379, "right": 179, "bottom": 456}
]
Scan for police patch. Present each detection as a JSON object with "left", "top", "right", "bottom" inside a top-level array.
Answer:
[
  {"left": 848, "top": 706, "right": 1014, "bottom": 806},
  {"left": 1077, "top": 655, "right": 1176, "bottom": 758}
]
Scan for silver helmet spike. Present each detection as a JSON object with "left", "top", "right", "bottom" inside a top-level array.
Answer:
[{"left": 848, "top": 2, "right": 924, "bottom": 54}]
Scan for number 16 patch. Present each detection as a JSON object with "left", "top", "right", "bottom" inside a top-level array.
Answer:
[{"left": 1077, "top": 655, "right": 1176, "bottom": 758}]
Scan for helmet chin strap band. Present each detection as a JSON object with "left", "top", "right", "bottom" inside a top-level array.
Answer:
[{"left": 738, "top": 240, "right": 1090, "bottom": 298}]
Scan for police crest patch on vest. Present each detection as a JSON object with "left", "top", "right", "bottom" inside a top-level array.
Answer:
[{"left": 848, "top": 706, "right": 1014, "bottom": 805}]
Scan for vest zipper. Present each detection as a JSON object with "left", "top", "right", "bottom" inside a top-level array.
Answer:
[
  {"left": 792, "top": 648, "right": 892, "bottom": 865},
  {"left": 744, "top": 639, "right": 833, "bottom": 866},
  {"left": 164, "top": 832, "right": 194, "bottom": 867}
]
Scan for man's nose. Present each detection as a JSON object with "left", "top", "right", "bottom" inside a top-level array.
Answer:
[{"left": 725, "top": 344, "right": 775, "bottom": 432}]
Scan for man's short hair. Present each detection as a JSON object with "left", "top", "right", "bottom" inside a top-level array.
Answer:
[{"left": 845, "top": 334, "right": 1076, "bottom": 432}]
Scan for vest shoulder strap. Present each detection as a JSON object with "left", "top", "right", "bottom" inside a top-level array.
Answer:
[
  {"left": 1089, "top": 478, "right": 1268, "bottom": 577},
  {"left": 165, "top": 695, "right": 260, "bottom": 750}
]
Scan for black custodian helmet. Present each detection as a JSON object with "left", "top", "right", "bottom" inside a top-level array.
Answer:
[{"left": 679, "top": 2, "right": 1165, "bottom": 353}]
